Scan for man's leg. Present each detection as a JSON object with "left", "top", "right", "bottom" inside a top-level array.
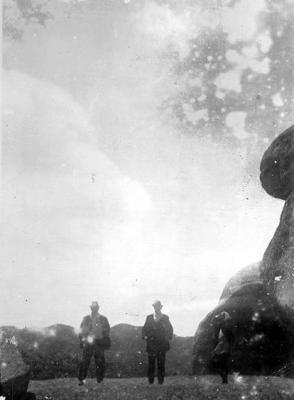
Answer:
[
  {"left": 148, "top": 354, "right": 156, "bottom": 384},
  {"left": 157, "top": 352, "right": 166, "bottom": 384},
  {"left": 218, "top": 353, "right": 229, "bottom": 384},
  {"left": 78, "top": 344, "right": 93, "bottom": 383},
  {"left": 94, "top": 345, "right": 106, "bottom": 383},
  {"left": 22, "top": 392, "right": 37, "bottom": 400}
]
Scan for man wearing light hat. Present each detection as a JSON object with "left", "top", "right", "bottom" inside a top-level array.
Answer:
[
  {"left": 78, "top": 301, "right": 111, "bottom": 385},
  {"left": 142, "top": 300, "right": 173, "bottom": 384}
]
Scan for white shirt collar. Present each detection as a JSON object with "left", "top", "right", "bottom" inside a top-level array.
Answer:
[{"left": 153, "top": 312, "right": 163, "bottom": 321}]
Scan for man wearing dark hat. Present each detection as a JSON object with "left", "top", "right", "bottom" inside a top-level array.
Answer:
[
  {"left": 142, "top": 300, "right": 173, "bottom": 384},
  {"left": 78, "top": 301, "right": 111, "bottom": 385}
]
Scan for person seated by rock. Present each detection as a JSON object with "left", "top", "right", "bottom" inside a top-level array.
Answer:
[
  {"left": 210, "top": 311, "right": 233, "bottom": 384},
  {"left": 142, "top": 300, "right": 173, "bottom": 384}
]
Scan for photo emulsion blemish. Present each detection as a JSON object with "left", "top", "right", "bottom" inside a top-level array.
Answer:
[{"left": 1, "top": 1, "right": 294, "bottom": 399}]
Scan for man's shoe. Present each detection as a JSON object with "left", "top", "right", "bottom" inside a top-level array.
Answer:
[
  {"left": 148, "top": 378, "right": 154, "bottom": 384},
  {"left": 97, "top": 378, "right": 103, "bottom": 383},
  {"left": 78, "top": 380, "right": 85, "bottom": 386}
]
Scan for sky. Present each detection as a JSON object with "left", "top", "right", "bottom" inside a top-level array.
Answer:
[{"left": 1, "top": 0, "right": 293, "bottom": 336}]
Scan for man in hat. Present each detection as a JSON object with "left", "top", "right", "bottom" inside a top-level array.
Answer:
[
  {"left": 78, "top": 301, "right": 111, "bottom": 385},
  {"left": 211, "top": 311, "right": 233, "bottom": 384},
  {"left": 142, "top": 300, "right": 173, "bottom": 384}
]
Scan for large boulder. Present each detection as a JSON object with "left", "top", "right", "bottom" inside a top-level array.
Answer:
[
  {"left": 260, "top": 125, "right": 294, "bottom": 200},
  {"left": 0, "top": 342, "right": 34, "bottom": 400},
  {"left": 220, "top": 262, "right": 262, "bottom": 301},
  {"left": 193, "top": 125, "right": 294, "bottom": 377},
  {"left": 260, "top": 191, "right": 294, "bottom": 311},
  {"left": 192, "top": 283, "right": 294, "bottom": 376},
  {"left": 259, "top": 124, "right": 294, "bottom": 311}
]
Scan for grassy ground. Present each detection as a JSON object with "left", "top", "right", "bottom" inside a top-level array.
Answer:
[{"left": 29, "top": 375, "right": 294, "bottom": 400}]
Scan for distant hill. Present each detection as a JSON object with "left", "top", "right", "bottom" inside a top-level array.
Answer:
[{"left": 0, "top": 324, "right": 194, "bottom": 379}]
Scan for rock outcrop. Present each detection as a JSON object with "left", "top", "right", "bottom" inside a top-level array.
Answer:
[
  {"left": 193, "top": 125, "right": 294, "bottom": 377},
  {"left": 260, "top": 125, "right": 294, "bottom": 200},
  {"left": 261, "top": 192, "right": 294, "bottom": 311},
  {"left": 192, "top": 282, "right": 294, "bottom": 375},
  {"left": 0, "top": 342, "right": 34, "bottom": 400},
  {"left": 220, "top": 262, "right": 261, "bottom": 302},
  {"left": 260, "top": 125, "right": 294, "bottom": 312}
]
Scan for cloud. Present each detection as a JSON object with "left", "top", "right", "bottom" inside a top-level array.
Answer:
[
  {"left": 132, "top": 0, "right": 271, "bottom": 107},
  {"left": 1, "top": 0, "right": 286, "bottom": 335},
  {"left": 2, "top": 69, "right": 275, "bottom": 335},
  {"left": 214, "top": 48, "right": 270, "bottom": 95},
  {"left": 182, "top": 104, "right": 208, "bottom": 125},
  {"left": 226, "top": 112, "right": 249, "bottom": 140},
  {"left": 134, "top": 0, "right": 268, "bottom": 62},
  {"left": 221, "top": 0, "right": 267, "bottom": 44},
  {"left": 272, "top": 92, "right": 284, "bottom": 107},
  {"left": 2, "top": 70, "right": 152, "bottom": 235},
  {"left": 1, "top": 70, "right": 151, "bottom": 327},
  {"left": 2, "top": 66, "right": 279, "bottom": 334},
  {"left": 256, "top": 31, "right": 273, "bottom": 53},
  {"left": 215, "top": 69, "right": 242, "bottom": 94},
  {"left": 133, "top": 1, "right": 215, "bottom": 60}
]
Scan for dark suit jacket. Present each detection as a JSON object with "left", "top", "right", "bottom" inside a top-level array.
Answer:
[
  {"left": 142, "top": 314, "right": 173, "bottom": 354},
  {"left": 211, "top": 316, "right": 233, "bottom": 356},
  {"left": 79, "top": 314, "right": 111, "bottom": 349}
]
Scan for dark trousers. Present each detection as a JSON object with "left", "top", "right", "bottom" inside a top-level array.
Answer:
[
  {"left": 79, "top": 342, "right": 105, "bottom": 382},
  {"left": 211, "top": 353, "right": 230, "bottom": 383},
  {"left": 148, "top": 352, "right": 166, "bottom": 383}
]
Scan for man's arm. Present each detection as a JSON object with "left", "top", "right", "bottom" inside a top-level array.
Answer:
[
  {"left": 165, "top": 316, "right": 173, "bottom": 340},
  {"left": 79, "top": 317, "right": 86, "bottom": 348},
  {"left": 103, "top": 316, "right": 111, "bottom": 337},
  {"left": 79, "top": 317, "right": 86, "bottom": 336},
  {"left": 142, "top": 316, "right": 149, "bottom": 339}
]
